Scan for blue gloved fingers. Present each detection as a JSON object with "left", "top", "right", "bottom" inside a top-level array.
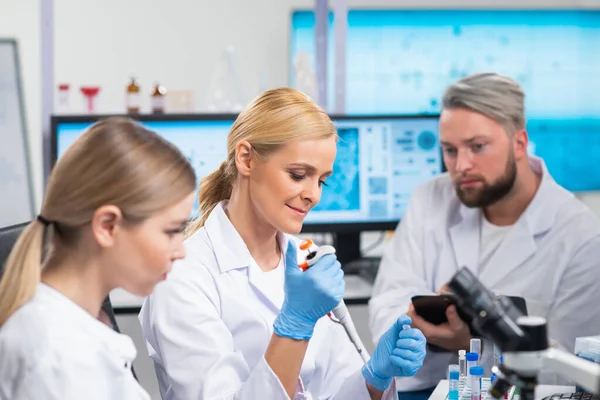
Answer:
[
  {"left": 305, "top": 256, "right": 342, "bottom": 286},
  {"left": 285, "top": 241, "right": 298, "bottom": 269},
  {"left": 394, "top": 338, "right": 426, "bottom": 352},
  {"left": 397, "top": 327, "right": 426, "bottom": 341},
  {"left": 276, "top": 243, "right": 346, "bottom": 340},
  {"left": 333, "top": 268, "right": 345, "bottom": 286},
  {"left": 395, "top": 314, "right": 413, "bottom": 328},
  {"left": 320, "top": 266, "right": 345, "bottom": 304},
  {"left": 391, "top": 347, "right": 424, "bottom": 361},
  {"left": 304, "top": 254, "right": 339, "bottom": 275},
  {"left": 388, "top": 355, "right": 422, "bottom": 376},
  {"left": 306, "top": 256, "right": 343, "bottom": 284},
  {"left": 333, "top": 273, "right": 346, "bottom": 303}
]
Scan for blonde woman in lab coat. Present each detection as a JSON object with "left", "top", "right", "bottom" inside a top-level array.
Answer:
[
  {"left": 139, "top": 88, "right": 427, "bottom": 400},
  {"left": 0, "top": 118, "right": 197, "bottom": 400}
]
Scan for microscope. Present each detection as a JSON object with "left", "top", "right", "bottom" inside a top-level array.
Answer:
[{"left": 447, "top": 267, "right": 600, "bottom": 400}]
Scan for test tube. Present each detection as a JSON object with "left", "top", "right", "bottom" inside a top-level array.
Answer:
[
  {"left": 493, "top": 344, "right": 501, "bottom": 367},
  {"left": 491, "top": 344, "right": 501, "bottom": 382},
  {"left": 470, "top": 338, "right": 482, "bottom": 363},
  {"left": 465, "top": 352, "right": 479, "bottom": 391},
  {"left": 458, "top": 350, "right": 467, "bottom": 388},
  {"left": 470, "top": 366, "right": 484, "bottom": 400},
  {"left": 448, "top": 364, "right": 460, "bottom": 400},
  {"left": 500, "top": 355, "right": 508, "bottom": 400}
]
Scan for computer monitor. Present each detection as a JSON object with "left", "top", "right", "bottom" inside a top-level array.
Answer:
[
  {"left": 51, "top": 114, "right": 443, "bottom": 262},
  {"left": 52, "top": 114, "right": 236, "bottom": 197}
]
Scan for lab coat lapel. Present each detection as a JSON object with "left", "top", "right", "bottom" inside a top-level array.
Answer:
[
  {"left": 206, "top": 204, "right": 286, "bottom": 313},
  {"left": 482, "top": 159, "right": 559, "bottom": 286},
  {"left": 449, "top": 205, "right": 481, "bottom": 274},
  {"left": 482, "top": 218, "right": 536, "bottom": 286}
]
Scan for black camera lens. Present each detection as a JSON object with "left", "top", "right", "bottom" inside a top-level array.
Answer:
[{"left": 448, "top": 267, "right": 527, "bottom": 352}]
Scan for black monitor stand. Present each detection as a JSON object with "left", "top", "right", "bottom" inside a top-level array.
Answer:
[{"left": 333, "top": 232, "right": 362, "bottom": 264}]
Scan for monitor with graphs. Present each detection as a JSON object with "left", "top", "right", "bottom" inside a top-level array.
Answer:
[{"left": 51, "top": 114, "right": 443, "bottom": 232}]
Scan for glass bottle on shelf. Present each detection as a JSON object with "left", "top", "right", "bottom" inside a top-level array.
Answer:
[
  {"left": 151, "top": 83, "right": 167, "bottom": 114},
  {"left": 57, "top": 83, "right": 70, "bottom": 114},
  {"left": 126, "top": 77, "right": 141, "bottom": 114}
]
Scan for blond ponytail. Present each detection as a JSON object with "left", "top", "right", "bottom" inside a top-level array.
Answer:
[
  {"left": 0, "top": 221, "right": 45, "bottom": 326},
  {"left": 186, "top": 161, "right": 234, "bottom": 236}
]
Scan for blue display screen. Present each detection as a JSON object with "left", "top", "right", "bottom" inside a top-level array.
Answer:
[
  {"left": 55, "top": 116, "right": 441, "bottom": 224},
  {"left": 290, "top": 9, "right": 600, "bottom": 192}
]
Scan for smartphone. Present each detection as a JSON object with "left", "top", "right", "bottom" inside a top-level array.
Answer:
[
  {"left": 411, "top": 294, "right": 468, "bottom": 325},
  {"left": 411, "top": 294, "right": 473, "bottom": 353}
]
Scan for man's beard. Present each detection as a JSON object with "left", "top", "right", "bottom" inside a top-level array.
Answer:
[{"left": 455, "top": 153, "right": 517, "bottom": 208}]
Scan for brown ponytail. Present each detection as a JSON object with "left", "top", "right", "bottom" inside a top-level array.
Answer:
[{"left": 0, "top": 221, "right": 45, "bottom": 326}]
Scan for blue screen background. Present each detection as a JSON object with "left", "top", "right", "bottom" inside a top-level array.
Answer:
[
  {"left": 290, "top": 9, "right": 600, "bottom": 192},
  {"left": 56, "top": 116, "right": 440, "bottom": 225}
]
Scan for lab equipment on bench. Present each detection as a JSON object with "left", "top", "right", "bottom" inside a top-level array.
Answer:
[
  {"left": 449, "top": 364, "right": 460, "bottom": 400},
  {"left": 448, "top": 267, "right": 600, "bottom": 400},
  {"left": 459, "top": 350, "right": 467, "bottom": 388},
  {"left": 471, "top": 338, "right": 482, "bottom": 362},
  {"left": 299, "top": 240, "right": 372, "bottom": 373},
  {"left": 574, "top": 336, "right": 600, "bottom": 393},
  {"left": 470, "top": 366, "right": 484, "bottom": 400},
  {"left": 575, "top": 336, "right": 600, "bottom": 366},
  {"left": 462, "top": 352, "right": 479, "bottom": 398}
]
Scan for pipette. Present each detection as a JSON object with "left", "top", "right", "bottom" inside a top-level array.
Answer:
[{"left": 299, "top": 240, "right": 373, "bottom": 374}]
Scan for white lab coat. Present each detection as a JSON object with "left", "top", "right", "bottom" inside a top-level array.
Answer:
[
  {"left": 369, "top": 156, "right": 600, "bottom": 391},
  {"left": 139, "top": 201, "right": 397, "bottom": 400},
  {"left": 0, "top": 283, "right": 148, "bottom": 400}
]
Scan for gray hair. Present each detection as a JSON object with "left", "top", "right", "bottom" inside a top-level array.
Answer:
[{"left": 442, "top": 72, "right": 526, "bottom": 134}]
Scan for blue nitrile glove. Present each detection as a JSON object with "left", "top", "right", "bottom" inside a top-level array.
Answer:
[
  {"left": 362, "top": 315, "right": 427, "bottom": 391},
  {"left": 273, "top": 242, "right": 345, "bottom": 340}
]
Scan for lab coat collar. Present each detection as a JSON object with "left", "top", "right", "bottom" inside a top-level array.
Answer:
[
  {"left": 449, "top": 156, "right": 564, "bottom": 280},
  {"left": 204, "top": 201, "right": 252, "bottom": 273},
  {"left": 37, "top": 283, "right": 137, "bottom": 361},
  {"left": 204, "top": 201, "right": 290, "bottom": 274},
  {"left": 204, "top": 201, "right": 290, "bottom": 311}
]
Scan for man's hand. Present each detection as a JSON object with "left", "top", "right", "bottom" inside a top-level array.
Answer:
[
  {"left": 407, "top": 303, "right": 471, "bottom": 352},
  {"left": 436, "top": 283, "right": 452, "bottom": 295}
]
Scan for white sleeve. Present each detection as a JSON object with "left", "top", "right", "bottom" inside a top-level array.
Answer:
[
  {"left": 316, "top": 320, "right": 398, "bottom": 399},
  {"left": 331, "top": 368, "right": 398, "bottom": 400},
  {"left": 13, "top": 355, "right": 149, "bottom": 400},
  {"left": 368, "top": 186, "right": 433, "bottom": 343},
  {"left": 139, "top": 261, "right": 290, "bottom": 400}
]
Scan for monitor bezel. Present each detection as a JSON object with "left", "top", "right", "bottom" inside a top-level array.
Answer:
[{"left": 50, "top": 113, "right": 443, "bottom": 233}]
